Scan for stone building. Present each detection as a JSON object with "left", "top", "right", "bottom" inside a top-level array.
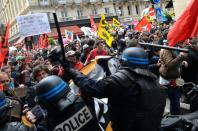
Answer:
[{"left": 0, "top": 0, "right": 168, "bottom": 43}]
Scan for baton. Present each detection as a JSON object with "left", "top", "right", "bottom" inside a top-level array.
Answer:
[
  {"left": 139, "top": 42, "right": 189, "bottom": 53},
  {"left": 53, "top": 13, "right": 66, "bottom": 62}
]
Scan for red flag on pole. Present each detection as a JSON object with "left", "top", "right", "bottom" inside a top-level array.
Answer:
[
  {"left": 168, "top": 0, "right": 198, "bottom": 47},
  {"left": 134, "top": 16, "right": 151, "bottom": 32},
  {"left": 89, "top": 15, "right": 97, "bottom": 32},
  {"left": 38, "top": 35, "right": 43, "bottom": 49},
  {"left": 0, "top": 83, "right": 3, "bottom": 91},
  {"left": 0, "top": 22, "right": 10, "bottom": 66},
  {"left": 43, "top": 34, "right": 48, "bottom": 48},
  {"left": 2, "top": 22, "right": 10, "bottom": 47}
]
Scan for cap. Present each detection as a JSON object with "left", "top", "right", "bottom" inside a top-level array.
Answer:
[
  {"left": 65, "top": 50, "right": 76, "bottom": 57},
  {"left": 83, "top": 44, "right": 89, "bottom": 50},
  {"left": 16, "top": 56, "right": 25, "bottom": 61}
]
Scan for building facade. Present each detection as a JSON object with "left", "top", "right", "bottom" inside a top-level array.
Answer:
[
  {"left": 0, "top": 0, "right": 168, "bottom": 43},
  {"left": 173, "top": 0, "right": 191, "bottom": 19}
]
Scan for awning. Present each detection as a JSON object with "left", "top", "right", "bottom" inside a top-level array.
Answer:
[
  {"left": 47, "top": 26, "right": 83, "bottom": 38},
  {"left": 13, "top": 37, "right": 25, "bottom": 46},
  {"left": 15, "top": 37, "right": 25, "bottom": 44}
]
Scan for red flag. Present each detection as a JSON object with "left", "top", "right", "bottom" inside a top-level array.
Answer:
[
  {"left": 0, "top": 22, "right": 10, "bottom": 65},
  {"left": 149, "top": 8, "right": 155, "bottom": 17},
  {"left": 2, "top": 22, "right": 10, "bottom": 47},
  {"left": 134, "top": 16, "right": 151, "bottom": 32},
  {"left": 42, "top": 35, "right": 48, "bottom": 48},
  {"left": 0, "top": 83, "right": 3, "bottom": 91},
  {"left": 168, "top": 0, "right": 198, "bottom": 47},
  {"left": 89, "top": 15, "right": 97, "bottom": 32},
  {"left": 38, "top": 35, "right": 43, "bottom": 48}
]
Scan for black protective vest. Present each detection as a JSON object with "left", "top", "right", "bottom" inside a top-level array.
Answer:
[
  {"left": 0, "top": 122, "right": 34, "bottom": 131},
  {"left": 46, "top": 96, "right": 102, "bottom": 131},
  {"left": 110, "top": 68, "right": 166, "bottom": 131}
]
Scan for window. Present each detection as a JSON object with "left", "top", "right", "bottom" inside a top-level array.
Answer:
[
  {"left": 127, "top": 6, "right": 131, "bottom": 15},
  {"left": 39, "top": 0, "right": 49, "bottom": 5},
  {"left": 61, "top": 11, "right": 68, "bottom": 18},
  {"left": 58, "top": 0, "right": 66, "bottom": 4},
  {"left": 118, "top": 6, "right": 123, "bottom": 16},
  {"left": 46, "top": 12, "right": 51, "bottom": 19},
  {"left": 92, "top": 8, "right": 97, "bottom": 16},
  {"left": 103, "top": 0, "right": 108, "bottom": 2},
  {"left": 104, "top": 8, "right": 110, "bottom": 15},
  {"left": 90, "top": 0, "right": 96, "bottom": 2},
  {"left": 135, "top": 5, "right": 139, "bottom": 15},
  {"left": 77, "top": 9, "right": 83, "bottom": 17}
]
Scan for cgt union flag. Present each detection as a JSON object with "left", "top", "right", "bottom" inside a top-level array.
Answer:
[
  {"left": 168, "top": 0, "right": 198, "bottom": 47},
  {"left": 134, "top": 16, "right": 151, "bottom": 32},
  {"left": 89, "top": 15, "right": 97, "bottom": 33}
]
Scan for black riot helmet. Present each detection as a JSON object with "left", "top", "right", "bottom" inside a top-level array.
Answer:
[
  {"left": 121, "top": 47, "right": 148, "bottom": 69},
  {"left": 47, "top": 47, "right": 64, "bottom": 65},
  {"left": 35, "top": 75, "right": 70, "bottom": 110}
]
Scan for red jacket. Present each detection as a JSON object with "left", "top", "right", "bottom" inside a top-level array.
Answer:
[
  {"left": 73, "top": 61, "right": 84, "bottom": 71},
  {"left": 86, "top": 48, "right": 107, "bottom": 62}
]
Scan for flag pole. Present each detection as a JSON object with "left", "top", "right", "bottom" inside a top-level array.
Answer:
[
  {"left": 53, "top": 13, "right": 66, "bottom": 62},
  {"left": 139, "top": 42, "right": 189, "bottom": 53}
]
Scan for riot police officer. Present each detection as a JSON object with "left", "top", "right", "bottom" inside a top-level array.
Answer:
[
  {"left": 0, "top": 91, "right": 34, "bottom": 131},
  {"left": 65, "top": 47, "right": 166, "bottom": 131},
  {"left": 35, "top": 75, "right": 107, "bottom": 131}
]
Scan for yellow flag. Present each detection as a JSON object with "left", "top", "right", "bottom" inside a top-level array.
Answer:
[
  {"left": 97, "top": 14, "right": 113, "bottom": 47},
  {"left": 113, "top": 18, "right": 121, "bottom": 27}
]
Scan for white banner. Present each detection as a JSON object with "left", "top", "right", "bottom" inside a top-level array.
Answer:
[
  {"left": 80, "top": 26, "right": 96, "bottom": 37},
  {"left": 16, "top": 13, "right": 51, "bottom": 37}
]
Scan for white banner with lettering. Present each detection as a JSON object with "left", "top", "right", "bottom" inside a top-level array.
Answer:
[{"left": 16, "top": 13, "right": 51, "bottom": 37}]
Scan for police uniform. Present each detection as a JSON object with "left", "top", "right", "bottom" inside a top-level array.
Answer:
[
  {"left": 35, "top": 76, "right": 104, "bottom": 131},
  {"left": 67, "top": 47, "right": 166, "bottom": 131},
  {"left": 0, "top": 122, "right": 34, "bottom": 131},
  {"left": 0, "top": 91, "right": 34, "bottom": 131},
  {"left": 44, "top": 96, "right": 102, "bottom": 131}
]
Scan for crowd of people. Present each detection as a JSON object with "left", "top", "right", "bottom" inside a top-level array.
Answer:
[{"left": 0, "top": 21, "right": 198, "bottom": 131}]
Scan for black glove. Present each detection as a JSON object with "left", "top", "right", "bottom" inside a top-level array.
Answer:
[
  {"left": 61, "top": 59, "right": 71, "bottom": 69},
  {"left": 61, "top": 68, "right": 81, "bottom": 82},
  {"left": 64, "top": 68, "right": 81, "bottom": 80}
]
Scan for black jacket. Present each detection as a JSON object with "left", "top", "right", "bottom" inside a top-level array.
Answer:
[
  {"left": 0, "top": 122, "right": 35, "bottom": 131},
  {"left": 43, "top": 95, "right": 102, "bottom": 131},
  {"left": 72, "top": 67, "right": 166, "bottom": 131}
]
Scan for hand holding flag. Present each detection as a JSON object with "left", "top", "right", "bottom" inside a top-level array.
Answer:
[{"left": 134, "top": 16, "right": 151, "bottom": 32}]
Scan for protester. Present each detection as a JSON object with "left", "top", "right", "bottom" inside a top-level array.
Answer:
[
  {"left": 159, "top": 48, "right": 187, "bottom": 115},
  {"left": 84, "top": 40, "right": 108, "bottom": 65},
  {"left": 1, "top": 66, "right": 15, "bottom": 88},
  {"left": 66, "top": 50, "right": 84, "bottom": 71},
  {"left": 181, "top": 39, "right": 198, "bottom": 84},
  {"left": 0, "top": 72, "right": 18, "bottom": 97},
  {"left": 80, "top": 44, "right": 91, "bottom": 63},
  {"left": 0, "top": 7, "right": 198, "bottom": 131}
]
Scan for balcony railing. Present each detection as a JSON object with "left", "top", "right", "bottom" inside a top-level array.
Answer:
[
  {"left": 48, "top": 13, "right": 115, "bottom": 23},
  {"left": 90, "top": 0, "right": 97, "bottom": 2},
  {"left": 74, "top": 0, "right": 82, "bottom": 4},
  {"left": 40, "top": 1, "right": 50, "bottom": 6},
  {"left": 57, "top": 0, "right": 66, "bottom": 4},
  {"left": 76, "top": 16, "right": 88, "bottom": 19},
  {"left": 59, "top": 17, "right": 74, "bottom": 22}
]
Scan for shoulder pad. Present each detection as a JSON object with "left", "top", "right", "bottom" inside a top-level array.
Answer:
[{"left": 111, "top": 69, "right": 136, "bottom": 88}]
